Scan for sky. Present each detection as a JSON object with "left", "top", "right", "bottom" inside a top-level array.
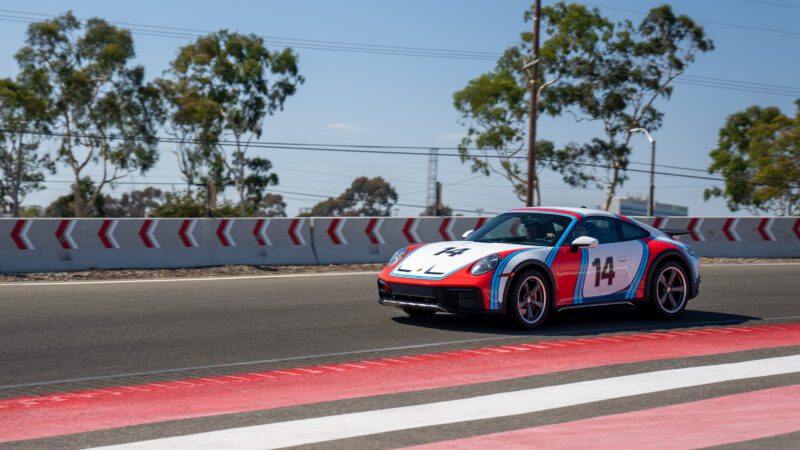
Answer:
[{"left": 0, "top": 0, "right": 798, "bottom": 217}]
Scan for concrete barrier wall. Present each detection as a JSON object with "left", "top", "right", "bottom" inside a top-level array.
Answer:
[{"left": 0, "top": 216, "right": 797, "bottom": 273}]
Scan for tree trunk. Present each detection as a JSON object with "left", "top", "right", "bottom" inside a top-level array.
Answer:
[
  {"left": 602, "top": 166, "right": 620, "bottom": 211},
  {"left": 73, "top": 170, "right": 84, "bottom": 217}
]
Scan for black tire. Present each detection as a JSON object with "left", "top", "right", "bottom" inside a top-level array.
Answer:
[
  {"left": 647, "top": 261, "right": 689, "bottom": 319},
  {"left": 402, "top": 307, "right": 436, "bottom": 319},
  {"left": 506, "top": 269, "right": 551, "bottom": 330}
]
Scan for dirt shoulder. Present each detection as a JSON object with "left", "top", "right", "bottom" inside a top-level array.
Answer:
[{"left": 0, "top": 258, "right": 797, "bottom": 283}]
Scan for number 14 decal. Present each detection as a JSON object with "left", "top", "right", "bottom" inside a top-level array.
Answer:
[{"left": 592, "top": 257, "right": 616, "bottom": 287}]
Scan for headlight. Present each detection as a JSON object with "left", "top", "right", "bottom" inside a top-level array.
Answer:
[
  {"left": 470, "top": 253, "right": 501, "bottom": 276},
  {"left": 388, "top": 247, "right": 408, "bottom": 267}
]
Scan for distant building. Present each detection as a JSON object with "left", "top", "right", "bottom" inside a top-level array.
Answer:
[{"left": 609, "top": 197, "right": 688, "bottom": 217}]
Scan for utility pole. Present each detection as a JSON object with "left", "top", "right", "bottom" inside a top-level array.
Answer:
[
  {"left": 435, "top": 181, "right": 443, "bottom": 216},
  {"left": 630, "top": 128, "right": 656, "bottom": 216},
  {"left": 525, "top": 0, "right": 542, "bottom": 207},
  {"left": 426, "top": 148, "right": 439, "bottom": 213}
]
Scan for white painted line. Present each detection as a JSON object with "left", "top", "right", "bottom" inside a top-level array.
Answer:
[
  {"left": 0, "top": 271, "right": 381, "bottom": 287},
  {"left": 93, "top": 354, "right": 800, "bottom": 450}
]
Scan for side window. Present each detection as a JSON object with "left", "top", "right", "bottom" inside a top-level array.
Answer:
[
  {"left": 568, "top": 218, "right": 618, "bottom": 244},
  {"left": 618, "top": 220, "right": 650, "bottom": 241}
]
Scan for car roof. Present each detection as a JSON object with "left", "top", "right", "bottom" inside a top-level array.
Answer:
[{"left": 509, "top": 206, "right": 618, "bottom": 219}]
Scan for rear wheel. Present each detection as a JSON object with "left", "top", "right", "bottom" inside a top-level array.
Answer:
[
  {"left": 402, "top": 307, "right": 436, "bottom": 319},
  {"left": 648, "top": 262, "right": 689, "bottom": 319},
  {"left": 507, "top": 269, "right": 550, "bottom": 330}
]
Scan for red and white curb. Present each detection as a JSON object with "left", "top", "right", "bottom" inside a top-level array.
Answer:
[{"left": 2, "top": 324, "right": 799, "bottom": 444}]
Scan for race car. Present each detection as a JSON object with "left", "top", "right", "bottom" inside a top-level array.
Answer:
[{"left": 377, "top": 207, "right": 700, "bottom": 329}]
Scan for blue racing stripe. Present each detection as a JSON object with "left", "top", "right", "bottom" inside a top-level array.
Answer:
[
  {"left": 626, "top": 240, "right": 649, "bottom": 299},
  {"left": 573, "top": 248, "right": 589, "bottom": 305}
]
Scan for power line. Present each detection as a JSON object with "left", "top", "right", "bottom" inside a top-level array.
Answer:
[
  {"left": 9, "top": 128, "right": 798, "bottom": 190},
  {"left": 1, "top": 8, "right": 799, "bottom": 98},
  {"left": 581, "top": 1, "right": 800, "bottom": 37},
  {"left": 739, "top": 0, "right": 800, "bottom": 9}
]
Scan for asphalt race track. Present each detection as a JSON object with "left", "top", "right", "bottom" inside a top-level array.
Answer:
[{"left": 1, "top": 263, "right": 799, "bottom": 448}]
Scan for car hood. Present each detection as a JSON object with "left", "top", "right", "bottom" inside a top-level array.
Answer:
[{"left": 390, "top": 241, "right": 539, "bottom": 280}]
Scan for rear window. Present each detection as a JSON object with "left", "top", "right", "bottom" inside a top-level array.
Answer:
[{"left": 619, "top": 220, "right": 650, "bottom": 241}]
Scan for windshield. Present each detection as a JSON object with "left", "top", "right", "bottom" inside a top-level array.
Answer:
[{"left": 466, "top": 212, "right": 573, "bottom": 247}]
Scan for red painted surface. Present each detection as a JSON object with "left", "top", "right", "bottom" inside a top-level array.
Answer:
[
  {"left": 794, "top": 219, "right": 800, "bottom": 240},
  {"left": 474, "top": 217, "right": 487, "bottom": 230},
  {"left": 365, "top": 218, "right": 381, "bottom": 245},
  {"left": 98, "top": 220, "right": 114, "bottom": 249},
  {"left": 288, "top": 218, "right": 303, "bottom": 245},
  {"left": 1, "top": 324, "right": 798, "bottom": 443},
  {"left": 403, "top": 218, "right": 418, "bottom": 243},
  {"left": 551, "top": 246, "right": 582, "bottom": 306},
  {"left": 327, "top": 218, "right": 343, "bottom": 244},
  {"left": 439, "top": 217, "right": 452, "bottom": 240},
  {"left": 722, "top": 218, "right": 737, "bottom": 241},
  {"left": 54, "top": 219, "right": 71, "bottom": 250},
  {"left": 510, "top": 207, "right": 584, "bottom": 219},
  {"left": 252, "top": 219, "right": 267, "bottom": 246},
  {"left": 651, "top": 217, "right": 663, "bottom": 229},
  {"left": 10, "top": 219, "right": 28, "bottom": 250},
  {"left": 411, "top": 385, "right": 800, "bottom": 450},
  {"left": 138, "top": 220, "right": 155, "bottom": 248},
  {"left": 178, "top": 220, "right": 194, "bottom": 247}
]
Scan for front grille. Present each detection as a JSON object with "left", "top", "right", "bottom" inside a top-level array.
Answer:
[{"left": 378, "top": 280, "right": 482, "bottom": 310}]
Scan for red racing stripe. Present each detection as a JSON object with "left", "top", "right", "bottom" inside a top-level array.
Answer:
[
  {"left": 1, "top": 324, "right": 798, "bottom": 443},
  {"left": 410, "top": 385, "right": 800, "bottom": 450}
]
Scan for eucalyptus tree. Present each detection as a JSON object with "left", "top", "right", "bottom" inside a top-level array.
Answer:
[
  {"left": 454, "top": 2, "right": 712, "bottom": 209},
  {"left": 169, "top": 30, "right": 303, "bottom": 213},
  {"left": 0, "top": 74, "right": 54, "bottom": 217},
  {"left": 15, "top": 12, "right": 162, "bottom": 217}
]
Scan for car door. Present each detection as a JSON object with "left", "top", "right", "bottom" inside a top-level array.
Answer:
[{"left": 571, "top": 217, "right": 636, "bottom": 303}]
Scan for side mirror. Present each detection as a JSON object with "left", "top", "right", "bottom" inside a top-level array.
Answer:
[
  {"left": 570, "top": 236, "right": 599, "bottom": 249},
  {"left": 462, "top": 229, "right": 473, "bottom": 239}
]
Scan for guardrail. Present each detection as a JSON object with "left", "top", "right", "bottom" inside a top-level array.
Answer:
[{"left": 0, "top": 216, "right": 797, "bottom": 273}]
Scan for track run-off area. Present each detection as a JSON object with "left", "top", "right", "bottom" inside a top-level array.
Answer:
[{"left": 1, "top": 263, "right": 799, "bottom": 448}]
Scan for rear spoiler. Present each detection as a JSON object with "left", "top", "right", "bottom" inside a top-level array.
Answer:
[{"left": 659, "top": 228, "right": 690, "bottom": 239}]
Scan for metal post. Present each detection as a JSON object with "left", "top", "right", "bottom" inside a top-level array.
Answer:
[
  {"left": 525, "top": 0, "right": 541, "bottom": 207},
  {"left": 435, "top": 181, "right": 442, "bottom": 216},
  {"left": 648, "top": 138, "right": 656, "bottom": 217},
  {"left": 630, "top": 128, "right": 656, "bottom": 216}
]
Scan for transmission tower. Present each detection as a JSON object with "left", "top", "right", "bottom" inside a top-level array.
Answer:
[{"left": 426, "top": 148, "right": 439, "bottom": 212}]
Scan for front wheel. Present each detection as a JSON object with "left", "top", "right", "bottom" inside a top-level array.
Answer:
[
  {"left": 647, "top": 262, "right": 689, "bottom": 319},
  {"left": 507, "top": 269, "right": 551, "bottom": 330}
]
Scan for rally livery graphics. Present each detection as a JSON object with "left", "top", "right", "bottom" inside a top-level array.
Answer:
[{"left": 377, "top": 207, "right": 701, "bottom": 329}]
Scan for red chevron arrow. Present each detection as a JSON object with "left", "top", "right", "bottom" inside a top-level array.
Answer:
[
  {"left": 722, "top": 218, "right": 739, "bottom": 242},
  {"left": 794, "top": 219, "right": 800, "bottom": 240},
  {"left": 289, "top": 218, "right": 305, "bottom": 245},
  {"left": 10, "top": 219, "right": 33, "bottom": 250},
  {"left": 55, "top": 219, "right": 78, "bottom": 249},
  {"left": 216, "top": 219, "right": 235, "bottom": 247},
  {"left": 179, "top": 219, "right": 198, "bottom": 247},
  {"left": 327, "top": 218, "right": 347, "bottom": 245},
  {"left": 402, "top": 218, "right": 419, "bottom": 243},
  {"left": 757, "top": 218, "right": 775, "bottom": 241},
  {"left": 139, "top": 219, "right": 159, "bottom": 248},
  {"left": 438, "top": 217, "right": 453, "bottom": 241},
  {"left": 687, "top": 218, "right": 704, "bottom": 241},
  {"left": 253, "top": 219, "right": 272, "bottom": 246},
  {"left": 365, "top": 218, "right": 384, "bottom": 245},
  {"left": 474, "top": 217, "right": 487, "bottom": 230},
  {"left": 98, "top": 219, "right": 119, "bottom": 249}
]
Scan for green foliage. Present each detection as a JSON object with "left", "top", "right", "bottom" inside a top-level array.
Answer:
[
  {"left": 46, "top": 177, "right": 107, "bottom": 217},
  {"left": 0, "top": 75, "right": 55, "bottom": 216},
  {"left": 168, "top": 30, "right": 303, "bottom": 213},
  {"left": 103, "top": 186, "right": 164, "bottom": 217},
  {"left": 454, "top": 2, "right": 712, "bottom": 209},
  {"left": 705, "top": 101, "right": 800, "bottom": 215},
  {"left": 302, "top": 176, "right": 398, "bottom": 217},
  {"left": 15, "top": 12, "right": 163, "bottom": 217}
]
